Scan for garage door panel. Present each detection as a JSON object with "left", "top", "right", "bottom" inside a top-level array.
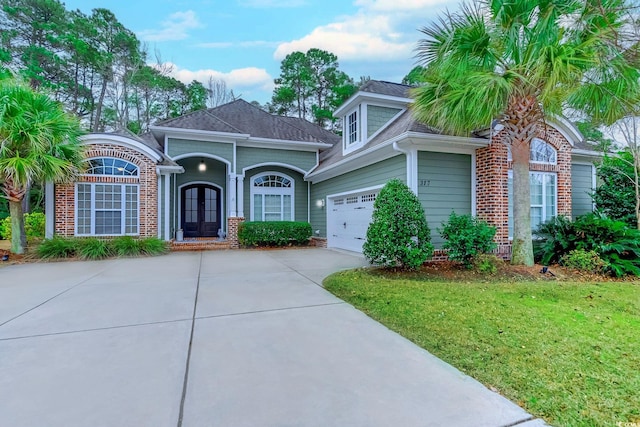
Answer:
[{"left": 327, "top": 191, "right": 378, "bottom": 253}]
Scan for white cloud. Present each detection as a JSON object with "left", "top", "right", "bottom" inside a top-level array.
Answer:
[
  {"left": 274, "top": 0, "right": 451, "bottom": 64},
  {"left": 159, "top": 62, "right": 274, "bottom": 93},
  {"left": 274, "top": 13, "right": 413, "bottom": 62},
  {"left": 138, "top": 11, "right": 203, "bottom": 42},
  {"left": 238, "top": 0, "right": 306, "bottom": 7}
]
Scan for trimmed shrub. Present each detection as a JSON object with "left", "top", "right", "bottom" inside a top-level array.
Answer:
[
  {"left": 0, "top": 212, "right": 46, "bottom": 241},
  {"left": 561, "top": 249, "right": 607, "bottom": 274},
  {"left": 438, "top": 212, "right": 497, "bottom": 268},
  {"left": 37, "top": 236, "right": 78, "bottom": 259},
  {"left": 111, "top": 236, "right": 142, "bottom": 257},
  {"left": 238, "top": 221, "right": 312, "bottom": 246},
  {"left": 537, "top": 213, "right": 640, "bottom": 277},
  {"left": 363, "top": 179, "right": 433, "bottom": 270}
]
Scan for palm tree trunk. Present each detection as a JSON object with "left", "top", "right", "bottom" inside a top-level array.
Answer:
[
  {"left": 9, "top": 200, "right": 27, "bottom": 255},
  {"left": 511, "top": 144, "right": 533, "bottom": 266}
]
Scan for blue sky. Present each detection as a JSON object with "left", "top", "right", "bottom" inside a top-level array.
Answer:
[{"left": 63, "top": 0, "right": 457, "bottom": 104}]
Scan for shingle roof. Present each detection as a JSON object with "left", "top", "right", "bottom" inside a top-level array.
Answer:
[
  {"left": 154, "top": 99, "right": 335, "bottom": 144},
  {"left": 279, "top": 116, "right": 340, "bottom": 146},
  {"left": 317, "top": 109, "right": 440, "bottom": 169},
  {"left": 359, "top": 80, "right": 412, "bottom": 98}
]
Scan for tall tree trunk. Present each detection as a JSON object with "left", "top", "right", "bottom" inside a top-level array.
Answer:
[
  {"left": 9, "top": 200, "right": 26, "bottom": 255},
  {"left": 511, "top": 143, "right": 533, "bottom": 266},
  {"left": 504, "top": 94, "right": 540, "bottom": 266},
  {"left": 93, "top": 79, "right": 108, "bottom": 132}
]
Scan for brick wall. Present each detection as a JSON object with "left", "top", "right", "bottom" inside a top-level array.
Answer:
[
  {"left": 476, "top": 126, "right": 573, "bottom": 256},
  {"left": 227, "top": 217, "right": 244, "bottom": 249},
  {"left": 54, "top": 144, "right": 158, "bottom": 237}
]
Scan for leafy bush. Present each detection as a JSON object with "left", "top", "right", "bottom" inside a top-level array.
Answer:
[
  {"left": 363, "top": 179, "right": 433, "bottom": 270},
  {"left": 0, "top": 212, "right": 46, "bottom": 240},
  {"left": 473, "top": 254, "right": 501, "bottom": 274},
  {"left": 36, "top": 236, "right": 168, "bottom": 259},
  {"left": 138, "top": 237, "right": 169, "bottom": 255},
  {"left": 438, "top": 212, "right": 497, "bottom": 268},
  {"left": 76, "top": 238, "right": 112, "bottom": 260},
  {"left": 238, "top": 221, "right": 312, "bottom": 246},
  {"left": 561, "top": 249, "right": 607, "bottom": 274},
  {"left": 0, "top": 216, "right": 9, "bottom": 240},
  {"left": 111, "top": 236, "right": 142, "bottom": 257},
  {"left": 592, "top": 152, "right": 637, "bottom": 227},
  {"left": 537, "top": 213, "right": 640, "bottom": 277},
  {"left": 36, "top": 236, "right": 78, "bottom": 259}
]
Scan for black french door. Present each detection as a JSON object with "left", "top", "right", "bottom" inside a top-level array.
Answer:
[{"left": 181, "top": 184, "right": 220, "bottom": 238}]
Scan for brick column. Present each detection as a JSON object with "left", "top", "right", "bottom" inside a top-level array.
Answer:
[{"left": 227, "top": 217, "right": 245, "bottom": 249}]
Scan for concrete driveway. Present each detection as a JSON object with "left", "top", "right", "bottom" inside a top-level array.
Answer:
[{"left": 0, "top": 249, "right": 544, "bottom": 427}]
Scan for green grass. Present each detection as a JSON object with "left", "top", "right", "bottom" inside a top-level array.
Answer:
[{"left": 325, "top": 269, "right": 640, "bottom": 427}]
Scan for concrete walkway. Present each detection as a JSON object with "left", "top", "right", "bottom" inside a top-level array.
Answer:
[{"left": 0, "top": 249, "right": 545, "bottom": 427}]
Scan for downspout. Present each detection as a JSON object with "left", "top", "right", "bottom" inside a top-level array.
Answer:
[{"left": 393, "top": 141, "right": 418, "bottom": 194}]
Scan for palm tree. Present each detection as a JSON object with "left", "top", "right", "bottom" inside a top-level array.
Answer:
[
  {"left": 411, "top": 0, "right": 639, "bottom": 265},
  {"left": 0, "top": 79, "right": 85, "bottom": 254}
]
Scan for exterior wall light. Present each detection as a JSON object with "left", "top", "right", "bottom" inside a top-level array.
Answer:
[
  {"left": 199, "top": 159, "right": 206, "bottom": 172},
  {"left": 316, "top": 199, "right": 325, "bottom": 208}
]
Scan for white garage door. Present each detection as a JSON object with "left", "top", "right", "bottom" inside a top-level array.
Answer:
[{"left": 327, "top": 190, "right": 379, "bottom": 253}]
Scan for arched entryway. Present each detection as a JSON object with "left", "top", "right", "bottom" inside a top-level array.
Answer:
[{"left": 181, "top": 184, "right": 221, "bottom": 238}]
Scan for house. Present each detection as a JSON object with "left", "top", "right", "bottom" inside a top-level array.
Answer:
[{"left": 46, "top": 80, "right": 600, "bottom": 256}]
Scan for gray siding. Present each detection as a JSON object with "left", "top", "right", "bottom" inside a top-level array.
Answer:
[
  {"left": 237, "top": 146, "right": 317, "bottom": 173},
  {"left": 167, "top": 138, "right": 234, "bottom": 165},
  {"left": 572, "top": 163, "right": 594, "bottom": 218},
  {"left": 417, "top": 152, "right": 472, "bottom": 248},
  {"left": 367, "top": 105, "right": 401, "bottom": 138},
  {"left": 309, "top": 155, "right": 406, "bottom": 237},
  {"left": 242, "top": 166, "right": 308, "bottom": 222}
]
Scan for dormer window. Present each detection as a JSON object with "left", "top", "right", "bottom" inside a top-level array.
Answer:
[
  {"left": 343, "top": 106, "right": 364, "bottom": 154},
  {"left": 348, "top": 110, "right": 358, "bottom": 144}
]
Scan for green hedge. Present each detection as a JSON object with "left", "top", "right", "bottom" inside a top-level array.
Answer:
[
  {"left": 238, "top": 221, "right": 312, "bottom": 247},
  {"left": 0, "top": 212, "right": 46, "bottom": 241}
]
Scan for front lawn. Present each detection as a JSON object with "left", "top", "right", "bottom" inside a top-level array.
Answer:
[{"left": 325, "top": 268, "right": 640, "bottom": 427}]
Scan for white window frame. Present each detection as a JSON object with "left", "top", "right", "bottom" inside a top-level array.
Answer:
[
  {"left": 75, "top": 183, "right": 140, "bottom": 236},
  {"left": 343, "top": 105, "right": 364, "bottom": 154},
  {"left": 508, "top": 171, "right": 557, "bottom": 238},
  {"left": 83, "top": 157, "right": 139, "bottom": 177},
  {"left": 250, "top": 172, "right": 295, "bottom": 222}
]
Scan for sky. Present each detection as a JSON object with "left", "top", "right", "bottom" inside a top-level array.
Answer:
[{"left": 62, "top": 0, "right": 458, "bottom": 104}]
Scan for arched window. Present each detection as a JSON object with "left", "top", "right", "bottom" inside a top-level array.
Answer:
[
  {"left": 76, "top": 157, "right": 139, "bottom": 236},
  {"left": 250, "top": 173, "right": 294, "bottom": 221},
  {"left": 506, "top": 139, "right": 557, "bottom": 164},
  {"left": 86, "top": 157, "right": 138, "bottom": 176},
  {"left": 530, "top": 138, "right": 557, "bottom": 164}
]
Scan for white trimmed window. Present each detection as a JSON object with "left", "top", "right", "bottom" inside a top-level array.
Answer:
[
  {"left": 250, "top": 173, "right": 294, "bottom": 221},
  {"left": 508, "top": 171, "right": 557, "bottom": 237},
  {"left": 347, "top": 110, "right": 358, "bottom": 144},
  {"left": 86, "top": 157, "right": 139, "bottom": 176},
  {"left": 76, "top": 157, "right": 140, "bottom": 236},
  {"left": 76, "top": 184, "right": 139, "bottom": 235},
  {"left": 507, "top": 138, "right": 557, "bottom": 164}
]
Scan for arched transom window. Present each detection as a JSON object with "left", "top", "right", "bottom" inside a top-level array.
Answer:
[
  {"left": 506, "top": 138, "right": 557, "bottom": 164},
  {"left": 87, "top": 157, "right": 139, "bottom": 176},
  {"left": 529, "top": 138, "right": 557, "bottom": 164},
  {"left": 251, "top": 173, "right": 294, "bottom": 221}
]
